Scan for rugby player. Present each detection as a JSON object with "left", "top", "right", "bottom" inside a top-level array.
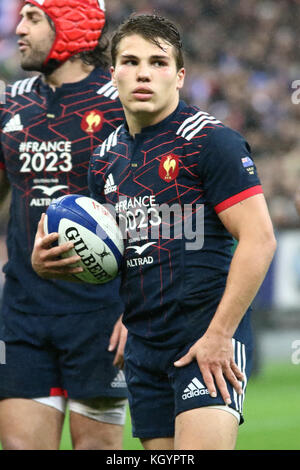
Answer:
[
  {"left": 87, "top": 14, "right": 277, "bottom": 450},
  {"left": 0, "top": 0, "right": 127, "bottom": 450},
  {"left": 33, "top": 13, "right": 277, "bottom": 450}
]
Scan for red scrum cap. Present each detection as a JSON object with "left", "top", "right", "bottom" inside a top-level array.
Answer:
[{"left": 25, "top": 0, "right": 106, "bottom": 65}]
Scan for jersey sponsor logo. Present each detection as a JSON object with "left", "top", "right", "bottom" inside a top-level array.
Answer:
[
  {"left": 32, "top": 185, "right": 68, "bottom": 197},
  {"left": 104, "top": 173, "right": 117, "bottom": 195},
  {"left": 30, "top": 197, "right": 57, "bottom": 207},
  {"left": 159, "top": 154, "right": 179, "bottom": 182},
  {"left": 30, "top": 179, "right": 68, "bottom": 207},
  {"left": 182, "top": 377, "right": 209, "bottom": 400},
  {"left": 110, "top": 370, "right": 126, "bottom": 388},
  {"left": 126, "top": 256, "right": 154, "bottom": 268},
  {"left": 81, "top": 110, "right": 104, "bottom": 134},
  {"left": 3, "top": 114, "right": 23, "bottom": 133},
  {"left": 126, "top": 242, "right": 156, "bottom": 268},
  {"left": 126, "top": 242, "right": 156, "bottom": 255}
]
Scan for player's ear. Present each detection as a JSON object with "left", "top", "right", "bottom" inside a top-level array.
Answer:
[
  {"left": 110, "top": 66, "right": 117, "bottom": 88},
  {"left": 177, "top": 67, "right": 185, "bottom": 91}
]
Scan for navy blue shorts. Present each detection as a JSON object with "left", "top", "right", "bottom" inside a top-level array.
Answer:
[
  {"left": 124, "top": 333, "right": 253, "bottom": 439},
  {"left": 0, "top": 304, "right": 127, "bottom": 399}
]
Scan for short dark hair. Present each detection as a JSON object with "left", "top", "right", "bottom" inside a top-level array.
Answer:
[{"left": 111, "top": 14, "right": 184, "bottom": 70}]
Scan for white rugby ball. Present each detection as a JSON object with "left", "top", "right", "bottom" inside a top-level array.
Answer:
[{"left": 44, "top": 194, "right": 124, "bottom": 284}]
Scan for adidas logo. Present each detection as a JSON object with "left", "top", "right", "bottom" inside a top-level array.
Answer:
[
  {"left": 3, "top": 114, "right": 23, "bottom": 133},
  {"left": 110, "top": 370, "right": 126, "bottom": 388},
  {"left": 182, "top": 377, "right": 209, "bottom": 400},
  {"left": 104, "top": 173, "right": 117, "bottom": 195}
]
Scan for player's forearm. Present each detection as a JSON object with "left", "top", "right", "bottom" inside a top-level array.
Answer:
[{"left": 206, "top": 234, "right": 276, "bottom": 339}]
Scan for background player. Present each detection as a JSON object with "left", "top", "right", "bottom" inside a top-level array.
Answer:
[
  {"left": 0, "top": 0, "right": 127, "bottom": 450},
  {"left": 85, "top": 15, "right": 276, "bottom": 449}
]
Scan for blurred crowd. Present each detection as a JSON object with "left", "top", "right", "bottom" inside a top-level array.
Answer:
[{"left": 1, "top": 0, "right": 300, "bottom": 230}]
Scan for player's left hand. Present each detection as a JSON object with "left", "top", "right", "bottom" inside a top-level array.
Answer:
[
  {"left": 174, "top": 332, "right": 244, "bottom": 405},
  {"left": 108, "top": 315, "right": 128, "bottom": 369}
]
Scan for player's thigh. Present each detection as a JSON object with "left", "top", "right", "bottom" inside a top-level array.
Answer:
[
  {"left": 175, "top": 406, "right": 239, "bottom": 450},
  {"left": 0, "top": 398, "right": 65, "bottom": 450},
  {"left": 69, "top": 397, "right": 127, "bottom": 450},
  {"left": 124, "top": 334, "right": 175, "bottom": 442}
]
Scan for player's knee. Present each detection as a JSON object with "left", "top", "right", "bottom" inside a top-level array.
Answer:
[
  {"left": 0, "top": 434, "right": 35, "bottom": 450},
  {"left": 73, "top": 430, "right": 123, "bottom": 450}
]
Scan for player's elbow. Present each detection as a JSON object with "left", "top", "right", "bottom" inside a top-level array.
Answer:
[{"left": 257, "top": 227, "right": 277, "bottom": 262}]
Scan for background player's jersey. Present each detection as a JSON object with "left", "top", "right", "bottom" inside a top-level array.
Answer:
[
  {"left": 89, "top": 101, "right": 263, "bottom": 346},
  {"left": 0, "top": 68, "right": 124, "bottom": 315}
]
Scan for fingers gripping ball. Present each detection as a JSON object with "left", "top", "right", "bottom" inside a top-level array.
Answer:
[
  {"left": 44, "top": 194, "right": 124, "bottom": 284},
  {"left": 25, "top": 0, "right": 106, "bottom": 64}
]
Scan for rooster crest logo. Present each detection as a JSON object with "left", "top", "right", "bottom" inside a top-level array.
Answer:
[
  {"left": 81, "top": 110, "right": 103, "bottom": 134},
  {"left": 159, "top": 154, "right": 179, "bottom": 182}
]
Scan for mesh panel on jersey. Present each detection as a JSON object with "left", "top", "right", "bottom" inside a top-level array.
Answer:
[{"left": 25, "top": 0, "right": 105, "bottom": 64}]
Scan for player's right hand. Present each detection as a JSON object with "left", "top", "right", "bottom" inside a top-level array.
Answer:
[
  {"left": 31, "top": 213, "right": 84, "bottom": 280},
  {"left": 108, "top": 314, "right": 128, "bottom": 369},
  {"left": 174, "top": 332, "right": 244, "bottom": 405}
]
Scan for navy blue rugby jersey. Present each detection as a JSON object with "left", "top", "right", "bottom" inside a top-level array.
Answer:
[
  {"left": 89, "top": 101, "right": 263, "bottom": 346},
  {"left": 0, "top": 68, "right": 125, "bottom": 315}
]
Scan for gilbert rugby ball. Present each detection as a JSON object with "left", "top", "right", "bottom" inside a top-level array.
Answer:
[{"left": 44, "top": 194, "right": 124, "bottom": 284}]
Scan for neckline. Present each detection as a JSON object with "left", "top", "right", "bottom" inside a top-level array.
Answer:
[
  {"left": 124, "top": 101, "right": 186, "bottom": 138},
  {"left": 38, "top": 67, "right": 102, "bottom": 93}
]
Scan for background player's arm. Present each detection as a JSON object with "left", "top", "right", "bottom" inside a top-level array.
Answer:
[
  {"left": 175, "top": 193, "right": 276, "bottom": 404},
  {"left": 31, "top": 213, "right": 84, "bottom": 281},
  {"left": 0, "top": 168, "right": 10, "bottom": 204}
]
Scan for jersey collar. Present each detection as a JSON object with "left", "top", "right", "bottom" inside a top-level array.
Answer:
[{"left": 38, "top": 67, "right": 102, "bottom": 94}]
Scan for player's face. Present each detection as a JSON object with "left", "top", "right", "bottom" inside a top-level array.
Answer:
[
  {"left": 111, "top": 34, "right": 185, "bottom": 127},
  {"left": 16, "top": 5, "right": 55, "bottom": 71}
]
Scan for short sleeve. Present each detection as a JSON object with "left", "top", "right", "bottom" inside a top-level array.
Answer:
[{"left": 202, "top": 126, "right": 263, "bottom": 214}]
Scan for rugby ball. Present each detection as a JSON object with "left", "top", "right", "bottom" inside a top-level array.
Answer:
[{"left": 44, "top": 194, "right": 124, "bottom": 284}]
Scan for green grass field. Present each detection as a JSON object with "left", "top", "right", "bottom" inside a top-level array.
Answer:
[{"left": 57, "top": 360, "right": 299, "bottom": 450}]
